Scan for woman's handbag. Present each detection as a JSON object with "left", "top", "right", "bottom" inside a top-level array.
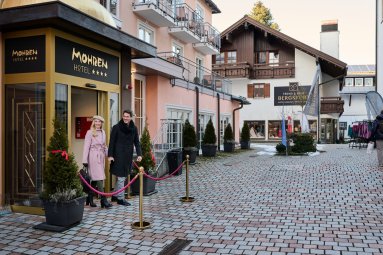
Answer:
[{"left": 79, "top": 166, "right": 91, "bottom": 193}]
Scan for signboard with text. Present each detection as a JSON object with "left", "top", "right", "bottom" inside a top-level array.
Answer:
[
  {"left": 274, "top": 84, "right": 311, "bottom": 106},
  {"left": 5, "top": 35, "right": 46, "bottom": 74},
  {"left": 55, "top": 36, "right": 119, "bottom": 85}
]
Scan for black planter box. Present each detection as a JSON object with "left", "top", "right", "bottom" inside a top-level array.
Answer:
[
  {"left": 130, "top": 175, "right": 157, "bottom": 196},
  {"left": 167, "top": 149, "right": 183, "bottom": 175},
  {"left": 43, "top": 196, "right": 86, "bottom": 227},
  {"left": 183, "top": 147, "right": 198, "bottom": 165},
  {"left": 202, "top": 144, "right": 217, "bottom": 157},
  {"left": 240, "top": 141, "right": 251, "bottom": 149},
  {"left": 224, "top": 142, "right": 235, "bottom": 152}
]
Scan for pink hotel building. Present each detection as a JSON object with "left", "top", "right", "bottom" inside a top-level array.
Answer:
[{"left": 0, "top": 0, "right": 248, "bottom": 212}]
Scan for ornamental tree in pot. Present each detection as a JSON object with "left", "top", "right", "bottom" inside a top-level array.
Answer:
[
  {"left": 223, "top": 123, "right": 235, "bottom": 152},
  {"left": 182, "top": 119, "right": 198, "bottom": 164},
  {"left": 201, "top": 119, "right": 217, "bottom": 157},
  {"left": 41, "top": 119, "right": 86, "bottom": 228},
  {"left": 240, "top": 122, "right": 251, "bottom": 149},
  {"left": 131, "top": 125, "right": 157, "bottom": 196}
]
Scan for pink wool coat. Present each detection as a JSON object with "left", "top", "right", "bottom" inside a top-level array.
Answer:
[{"left": 82, "top": 129, "right": 108, "bottom": 181}]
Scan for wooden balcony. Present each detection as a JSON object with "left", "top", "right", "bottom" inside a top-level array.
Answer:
[
  {"left": 252, "top": 62, "right": 295, "bottom": 79},
  {"left": 212, "top": 62, "right": 251, "bottom": 78},
  {"left": 320, "top": 97, "right": 344, "bottom": 114}
]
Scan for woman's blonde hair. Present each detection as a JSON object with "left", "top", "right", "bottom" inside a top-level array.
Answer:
[{"left": 90, "top": 115, "right": 104, "bottom": 137}]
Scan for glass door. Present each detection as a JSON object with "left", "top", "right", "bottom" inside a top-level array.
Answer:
[{"left": 5, "top": 83, "right": 46, "bottom": 207}]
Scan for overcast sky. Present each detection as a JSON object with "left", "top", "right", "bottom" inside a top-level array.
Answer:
[{"left": 212, "top": 0, "right": 375, "bottom": 65}]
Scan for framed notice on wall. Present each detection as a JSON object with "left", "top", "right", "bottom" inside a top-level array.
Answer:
[{"left": 75, "top": 117, "right": 92, "bottom": 139}]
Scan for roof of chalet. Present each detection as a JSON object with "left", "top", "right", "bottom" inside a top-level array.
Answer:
[
  {"left": 205, "top": 0, "right": 220, "bottom": 14},
  {"left": 220, "top": 15, "right": 347, "bottom": 78}
]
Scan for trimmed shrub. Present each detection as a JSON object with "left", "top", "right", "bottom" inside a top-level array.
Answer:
[
  {"left": 289, "top": 133, "right": 316, "bottom": 153},
  {"left": 223, "top": 123, "right": 234, "bottom": 143},
  {"left": 183, "top": 119, "right": 197, "bottom": 148},
  {"left": 202, "top": 119, "right": 216, "bottom": 145},
  {"left": 240, "top": 122, "right": 250, "bottom": 142}
]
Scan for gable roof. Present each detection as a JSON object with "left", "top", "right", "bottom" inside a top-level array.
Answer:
[
  {"left": 221, "top": 15, "right": 347, "bottom": 78},
  {"left": 204, "top": 0, "right": 220, "bottom": 14}
]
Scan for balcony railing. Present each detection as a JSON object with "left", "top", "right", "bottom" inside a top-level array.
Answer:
[
  {"left": 212, "top": 62, "right": 251, "bottom": 78},
  {"left": 320, "top": 97, "right": 344, "bottom": 114},
  {"left": 168, "top": 3, "right": 203, "bottom": 43},
  {"left": 132, "top": 0, "right": 176, "bottom": 27},
  {"left": 252, "top": 62, "right": 295, "bottom": 79},
  {"left": 193, "top": 22, "right": 220, "bottom": 55},
  {"left": 157, "top": 52, "right": 232, "bottom": 94}
]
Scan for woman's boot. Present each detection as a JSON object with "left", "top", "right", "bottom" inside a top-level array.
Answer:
[
  {"left": 100, "top": 196, "right": 112, "bottom": 208},
  {"left": 87, "top": 192, "right": 97, "bottom": 207}
]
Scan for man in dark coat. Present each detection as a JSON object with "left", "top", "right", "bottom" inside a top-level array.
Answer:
[
  {"left": 370, "top": 110, "right": 383, "bottom": 166},
  {"left": 108, "top": 110, "right": 142, "bottom": 206}
]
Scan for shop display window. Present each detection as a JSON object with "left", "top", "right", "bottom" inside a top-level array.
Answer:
[
  {"left": 268, "top": 120, "right": 287, "bottom": 139},
  {"left": 245, "top": 121, "right": 265, "bottom": 139}
]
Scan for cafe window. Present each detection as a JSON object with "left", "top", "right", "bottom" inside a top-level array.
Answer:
[
  {"left": 268, "top": 120, "right": 285, "bottom": 139},
  {"left": 247, "top": 83, "right": 270, "bottom": 98},
  {"left": 138, "top": 24, "right": 154, "bottom": 45},
  {"left": 214, "top": 51, "right": 237, "bottom": 64},
  {"left": 245, "top": 121, "right": 265, "bottom": 139}
]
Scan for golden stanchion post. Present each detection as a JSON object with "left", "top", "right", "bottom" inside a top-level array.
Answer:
[
  {"left": 131, "top": 167, "right": 151, "bottom": 230},
  {"left": 180, "top": 155, "right": 195, "bottom": 202},
  {"left": 125, "top": 175, "right": 132, "bottom": 199}
]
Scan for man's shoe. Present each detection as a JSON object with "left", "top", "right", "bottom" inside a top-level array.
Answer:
[
  {"left": 111, "top": 196, "right": 118, "bottom": 202},
  {"left": 117, "top": 199, "right": 131, "bottom": 206}
]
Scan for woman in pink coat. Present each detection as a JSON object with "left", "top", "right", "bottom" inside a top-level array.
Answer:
[{"left": 82, "top": 115, "right": 112, "bottom": 208}]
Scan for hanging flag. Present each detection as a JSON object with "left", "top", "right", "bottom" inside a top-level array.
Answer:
[
  {"left": 281, "top": 106, "right": 287, "bottom": 146},
  {"left": 303, "top": 63, "right": 321, "bottom": 116},
  {"left": 301, "top": 113, "right": 310, "bottom": 133}
]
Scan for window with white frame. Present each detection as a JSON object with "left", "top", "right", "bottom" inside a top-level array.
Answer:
[
  {"left": 355, "top": 78, "right": 363, "bottom": 87},
  {"left": 365, "top": 77, "right": 374, "bottom": 86},
  {"left": 100, "top": 0, "right": 118, "bottom": 16},
  {"left": 172, "top": 43, "right": 184, "bottom": 57},
  {"left": 198, "top": 113, "right": 215, "bottom": 148},
  {"left": 344, "top": 78, "right": 354, "bottom": 86},
  {"left": 138, "top": 24, "right": 154, "bottom": 45},
  {"left": 220, "top": 115, "right": 231, "bottom": 145},
  {"left": 167, "top": 108, "right": 192, "bottom": 122},
  {"left": 195, "top": 5, "right": 204, "bottom": 22},
  {"left": 134, "top": 79, "right": 144, "bottom": 135}
]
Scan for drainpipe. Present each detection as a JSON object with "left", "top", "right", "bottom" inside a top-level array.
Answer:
[
  {"left": 195, "top": 87, "right": 200, "bottom": 149},
  {"left": 233, "top": 101, "right": 244, "bottom": 142},
  {"left": 217, "top": 93, "right": 220, "bottom": 151}
]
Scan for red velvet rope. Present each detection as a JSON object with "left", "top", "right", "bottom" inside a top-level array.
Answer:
[
  {"left": 78, "top": 173, "right": 139, "bottom": 196},
  {"left": 143, "top": 160, "right": 185, "bottom": 181},
  {"left": 51, "top": 150, "right": 69, "bottom": 161}
]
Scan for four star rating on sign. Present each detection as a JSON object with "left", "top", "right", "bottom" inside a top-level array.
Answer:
[
  {"left": 25, "top": 56, "right": 38, "bottom": 61},
  {"left": 92, "top": 69, "right": 108, "bottom": 77}
]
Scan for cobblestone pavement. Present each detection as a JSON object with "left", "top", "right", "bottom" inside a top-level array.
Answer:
[{"left": 1, "top": 144, "right": 383, "bottom": 255}]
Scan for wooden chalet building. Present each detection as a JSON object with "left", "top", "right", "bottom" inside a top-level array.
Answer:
[{"left": 213, "top": 15, "right": 348, "bottom": 143}]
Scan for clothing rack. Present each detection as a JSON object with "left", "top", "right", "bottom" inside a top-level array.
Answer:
[{"left": 349, "top": 120, "right": 372, "bottom": 149}]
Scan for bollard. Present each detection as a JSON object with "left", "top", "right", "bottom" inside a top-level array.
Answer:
[
  {"left": 131, "top": 167, "right": 151, "bottom": 230},
  {"left": 180, "top": 155, "right": 195, "bottom": 202}
]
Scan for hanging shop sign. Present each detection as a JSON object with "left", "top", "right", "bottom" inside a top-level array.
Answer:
[
  {"left": 274, "top": 84, "right": 310, "bottom": 106},
  {"left": 55, "top": 36, "right": 119, "bottom": 85},
  {"left": 4, "top": 35, "right": 46, "bottom": 74}
]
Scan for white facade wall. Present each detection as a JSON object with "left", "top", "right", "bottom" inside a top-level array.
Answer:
[{"left": 377, "top": 0, "right": 383, "bottom": 96}]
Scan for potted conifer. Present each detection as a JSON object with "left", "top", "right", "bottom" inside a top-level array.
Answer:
[
  {"left": 201, "top": 119, "right": 217, "bottom": 157},
  {"left": 131, "top": 125, "right": 157, "bottom": 196},
  {"left": 40, "top": 119, "right": 86, "bottom": 228},
  {"left": 182, "top": 119, "right": 198, "bottom": 164},
  {"left": 223, "top": 123, "right": 235, "bottom": 152},
  {"left": 240, "top": 122, "right": 251, "bottom": 149}
]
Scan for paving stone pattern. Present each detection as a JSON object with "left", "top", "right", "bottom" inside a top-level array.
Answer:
[{"left": 0, "top": 144, "right": 383, "bottom": 254}]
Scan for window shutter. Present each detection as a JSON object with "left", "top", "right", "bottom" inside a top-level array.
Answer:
[
  {"left": 264, "top": 83, "right": 270, "bottom": 98},
  {"left": 247, "top": 84, "right": 254, "bottom": 98}
]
